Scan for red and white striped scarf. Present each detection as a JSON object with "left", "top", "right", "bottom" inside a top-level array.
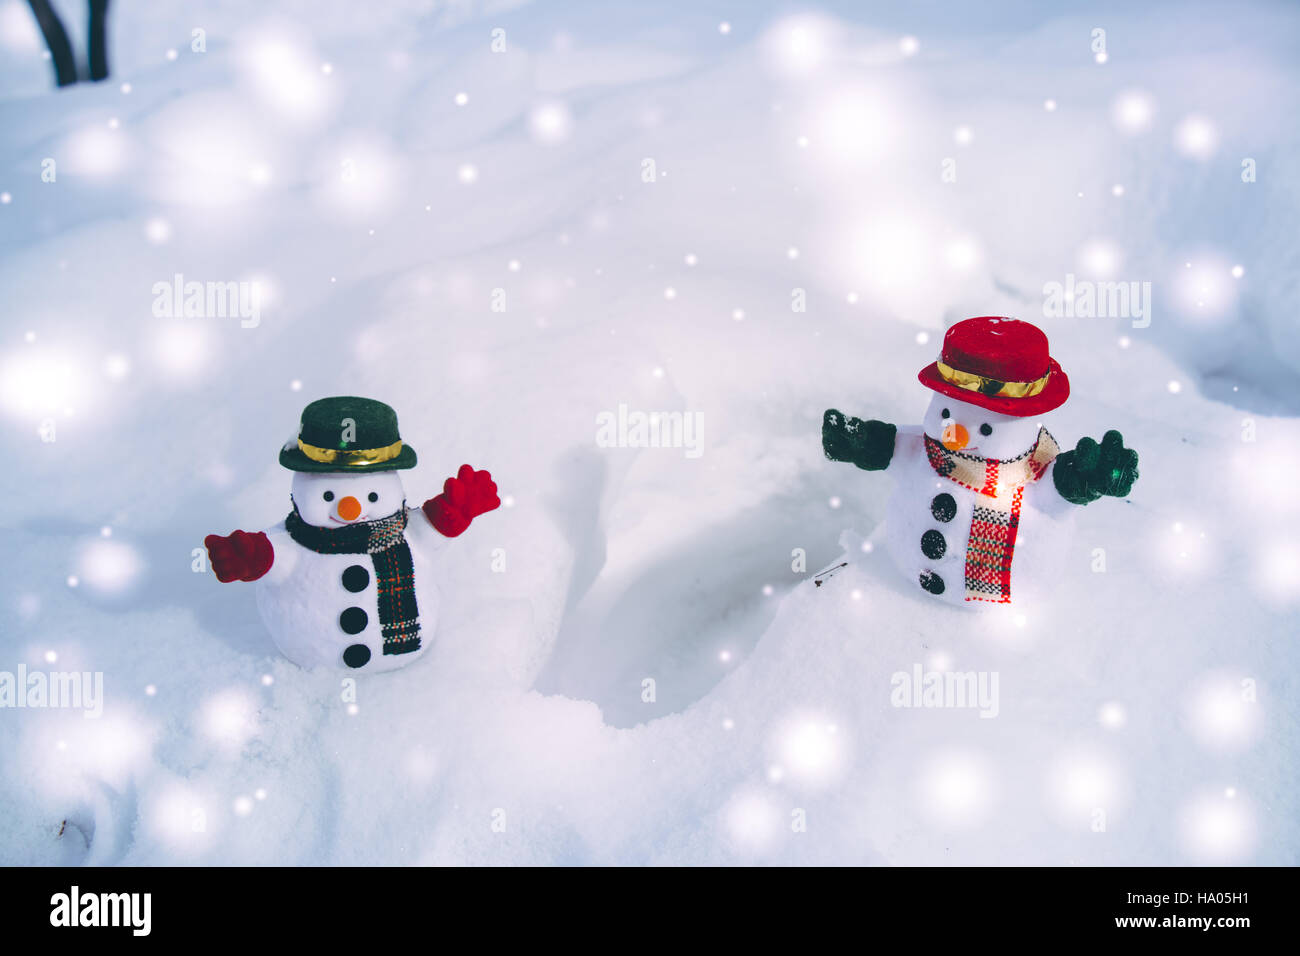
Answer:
[{"left": 924, "top": 428, "right": 1060, "bottom": 603}]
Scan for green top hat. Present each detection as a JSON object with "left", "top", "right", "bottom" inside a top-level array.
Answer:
[{"left": 278, "top": 396, "right": 418, "bottom": 473}]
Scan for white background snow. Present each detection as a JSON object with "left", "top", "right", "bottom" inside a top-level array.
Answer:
[{"left": 1, "top": 0, "right": 1297, "bottom": 864}]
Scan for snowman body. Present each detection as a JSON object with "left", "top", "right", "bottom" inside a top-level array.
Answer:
[
  {"left": 883, "top": 423, "right": 1077, "bottom": 609},
  {"left": 825, "top": 316, "right": 1135, "bottom": 608},
  {"left": 253, "top": 469, "right": 446, "bottom": 672},
  {"left": 255, "top": 515, "right": 443, "bottom": 672},
  {"left": 205, "top": 396, "right": 502, "bottom": 673}
]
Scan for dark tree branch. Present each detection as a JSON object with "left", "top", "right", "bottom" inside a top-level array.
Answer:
[
  {"left": 88, "top": 0, "right": 110, "bottom": 81},
  {"left": 26, "top": 0, "right": 77, "bottom": 87}
]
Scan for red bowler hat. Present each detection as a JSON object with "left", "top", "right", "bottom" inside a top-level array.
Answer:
[{"left": 917, "top": 316, "right": 1070, "bottom": 417}]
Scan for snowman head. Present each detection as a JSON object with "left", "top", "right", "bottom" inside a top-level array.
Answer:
[
  {"left": 916, "top": 317, "right": 1070, "bottom": 460},
  {"left": 290, "top": 471, "right": 406, "bottom": 528},
  {"left": 922, "top": 394, "right": 1044, "bottom": 461}
]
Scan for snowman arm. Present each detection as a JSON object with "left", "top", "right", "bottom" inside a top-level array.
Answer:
[
  {"left": 407, "top": 506, "right": 452, "bottom": 557},
  {"left": 260, "top": 526, "right": 297, "bottom": 584},
  {"left": 822, "top": 409, "right": 896, "bottom": 471},
  {"left": 1052, "top": 430, "right": 1139, "bottom": 505}
]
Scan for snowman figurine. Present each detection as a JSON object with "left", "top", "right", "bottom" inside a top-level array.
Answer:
[
  {"left": 204, "top": 396, "right": 500, "bottom": 671},
  {"left": 823, "top": 316, "right": 1138, "bottom": 607}
]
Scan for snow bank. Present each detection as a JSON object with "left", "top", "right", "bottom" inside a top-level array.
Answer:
[{"left": 1, "top": 0, "right": 1296, "bottom": 864}]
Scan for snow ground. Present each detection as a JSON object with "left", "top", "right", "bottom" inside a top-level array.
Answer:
[{"left": 0, "top": 0, "right": 1297, "bottom": 864}]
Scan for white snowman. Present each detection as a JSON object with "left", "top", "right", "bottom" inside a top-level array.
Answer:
[
  {"left": 204, "top": 396, "right": 500, "bottom": 670},
  {"left": 823, "top": 316, "right": 1138, "bottom": 607}
]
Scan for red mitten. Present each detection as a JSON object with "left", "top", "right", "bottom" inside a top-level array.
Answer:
[
  {"left": 204, "top": 530, "right": 274, "bottom": 582},
  {"left": 422, "top": 465, "right": 501, "bottom": 538}
]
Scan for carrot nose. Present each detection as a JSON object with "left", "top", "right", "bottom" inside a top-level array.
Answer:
[
  {"left": 337, "top": 496, "right": 362, "bottom": 521},
  {"left": 941, "top": 422, "right": 970, "bottom": 451}
]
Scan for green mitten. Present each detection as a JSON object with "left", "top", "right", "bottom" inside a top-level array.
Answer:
[
  {"left": 823, "top": 409, "right": 896, "bottom": 471},
  {"left": 1052, "top": 429, "right": 1139, "bottom": 505}
]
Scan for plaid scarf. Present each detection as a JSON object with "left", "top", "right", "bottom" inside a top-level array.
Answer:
[
  {"left": 924, "top": 428, "right": 1060, "bottom": 604},
  {"left": 284, "top": 503, "right": 421, "bottom": 655}
]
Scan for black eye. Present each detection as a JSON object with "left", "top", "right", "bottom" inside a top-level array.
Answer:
[
  {"left": 368, "top": 492, "right": 379, "bottom": 503},
  {"left": 979, "top": 423, "right": 993, "bottom": 436},
  {"left": 322, "top": 491, "right": 334, "bottom": 501},
  {"left": 941, "top": 408, "right": 951, "bottom": 419}
]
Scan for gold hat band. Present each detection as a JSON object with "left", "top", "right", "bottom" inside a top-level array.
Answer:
[
  {"left": 297, "top": 438, "right": 403, "bottom": 466},
  {"left": 936, "top": 360, "right": 1051, "bottom": 399}
]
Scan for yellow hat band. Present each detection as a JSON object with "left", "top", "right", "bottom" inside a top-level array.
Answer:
[
  {"left": 297, "top": 438, "right": 404, "bottom": 466},
  {"left": 935, "top": 360, "right": 1051, "bottom": 399}
]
